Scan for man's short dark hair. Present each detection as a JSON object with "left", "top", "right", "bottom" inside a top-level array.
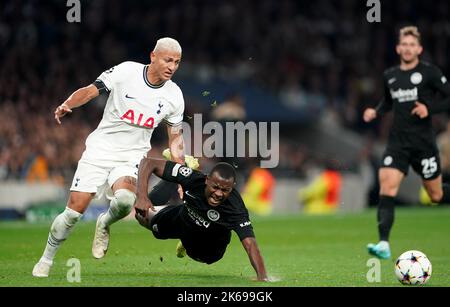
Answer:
[{"left": 209, "top": 162, "right": 236, "bottom": 182}]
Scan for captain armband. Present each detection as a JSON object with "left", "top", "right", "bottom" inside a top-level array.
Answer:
[{"left": 93, "top": 80, "right": 110, "bottom": 95}]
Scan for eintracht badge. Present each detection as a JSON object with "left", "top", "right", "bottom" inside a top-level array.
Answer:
[
  {"left": 207, "top": 209, "right": 220, "bottom": 221},
  {"left": 410, "top": 72, "right": 422, "bottom": 85}
]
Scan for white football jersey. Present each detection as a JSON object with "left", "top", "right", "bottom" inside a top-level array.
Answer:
[{"left": 81, "top": 61, "right": 184, "bottom": 164}]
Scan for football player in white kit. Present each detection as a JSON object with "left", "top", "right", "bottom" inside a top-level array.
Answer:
[{"left": 32, "top": 37, "right": 186, "bottom": 277}]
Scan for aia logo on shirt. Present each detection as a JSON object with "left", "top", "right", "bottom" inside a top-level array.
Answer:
[{"left": 120, "top": 109, "right": 154, "bottom": 128}]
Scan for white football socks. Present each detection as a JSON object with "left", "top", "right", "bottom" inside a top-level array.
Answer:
[
  {"left": 100, "top": 189, "right": 136, "bottom": 227},
  {"left": 40, "top": 207, "right": 82, "bottom": 263}
]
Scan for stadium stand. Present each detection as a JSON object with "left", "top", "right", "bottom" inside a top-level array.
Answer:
[{"left": 1, "top": 0, "right": 449, "bottom": 216}]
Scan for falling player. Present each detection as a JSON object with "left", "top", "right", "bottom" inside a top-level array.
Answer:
[
  {"left": 363, "top": 26, "right": 450, "bottom": 259},
  {"left": 33, "top": 37, "right": 186, "bottom": 277},
  {"left": 134, "top": 157, "right": 269, "bottom": 281}
]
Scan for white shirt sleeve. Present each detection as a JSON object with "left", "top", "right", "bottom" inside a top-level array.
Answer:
[
  {"left": 164, "top": 87, "right": 185, "bottom": 126},
  {"left": 96, "top": 62, "right": 132, "bottom": 92}
]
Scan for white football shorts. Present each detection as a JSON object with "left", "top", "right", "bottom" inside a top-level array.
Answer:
[{"left": 70, "top": 158, "right": 140, "bottom": 200}]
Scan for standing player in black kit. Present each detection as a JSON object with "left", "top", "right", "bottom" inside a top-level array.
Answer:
[
  {"left": 134, "top": 156, "right": 269, "bottom": 281},
  {"left": 363, "top": 26, "right": 450, "bottom": 259}
]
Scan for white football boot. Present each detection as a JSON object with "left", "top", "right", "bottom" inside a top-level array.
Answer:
[
  {"left": 32, "top": 258, "right": 53, "bottom": 277},
  {"left": 92, "top": 213, "right": 110, "bottom": 259}
]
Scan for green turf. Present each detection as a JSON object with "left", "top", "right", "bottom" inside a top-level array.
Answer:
[{"left": 0, "top": 207, "right": 449, "bottom": 286}]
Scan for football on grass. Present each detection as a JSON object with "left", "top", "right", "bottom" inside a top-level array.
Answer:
[{"left": 394, "top": 250, "right": 432, "bottom": 285}]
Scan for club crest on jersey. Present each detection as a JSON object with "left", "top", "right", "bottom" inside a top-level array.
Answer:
[
  {"left": 157, "top": 102, "right": 163, "bottom": 114},
  {"left": 104, "top": 67, "right": 114, "bottom": 74},
  {"left": 384, "top": 156, "right": 393, "bottom": 166},
  {"left": 179, "top": 166, "right": 193, "bottom": 177},
  {"left": 207, "top": 209, "right": 220, "bottom": 221},
  {"left": 120, "top": 109, "right": 155, "bottom": 128},
  {"left": 410, "top": 72, "right": 422, "bottom": 85},
  {"left": 442, "top": 76, "right": 447, "bottom": 84}
]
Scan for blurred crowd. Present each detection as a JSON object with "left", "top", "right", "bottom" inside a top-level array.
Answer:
[{"left": 1, "top": 0, "right": 449, "bottom": 185}]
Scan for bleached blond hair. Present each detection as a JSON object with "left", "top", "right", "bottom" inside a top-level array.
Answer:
[
  {"left": 399, "top": 26, "right": 421, "bottom": 44},
  {"left": 153, "top": 37, "right": 182, "bottom": 54}
]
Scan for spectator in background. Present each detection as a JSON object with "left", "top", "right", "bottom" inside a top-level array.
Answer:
[
  {"left": 241, "top": 160, "right": 276, "bottom": 216},
  {"left": 1, "top": 0, "right": 450, "bottom": 185},
  {"left": 211, "top": 93, "right": 246, "bottom": 122},
  {"left": 24, "top": 154, "right": 49, "bottom": 183},
  {"left": 297, "top": 160, "right": 342, "bottom": 215}
]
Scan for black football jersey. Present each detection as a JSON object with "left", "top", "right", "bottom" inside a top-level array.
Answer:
[
  {"left": 376, "top": 61, "right": 450, "bottom": 146},
  {"left": 160, "top": 161, "right": 255, "bottom": 241}
]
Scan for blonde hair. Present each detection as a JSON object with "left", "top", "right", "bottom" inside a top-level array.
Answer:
[
  {"left": 399, "top": 26, "right": 421, "bottom": 44},
  {"left": 153, "top": 37, "right": 182, "bottom": 54}
]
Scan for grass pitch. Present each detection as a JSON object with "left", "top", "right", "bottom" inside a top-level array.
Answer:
[{"left": 0, "top": 207, "right": 449, "bottom": 287}]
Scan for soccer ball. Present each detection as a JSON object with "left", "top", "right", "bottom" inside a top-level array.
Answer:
[{"left": 394, "top": 250, "right": 432, "bottom": 285}]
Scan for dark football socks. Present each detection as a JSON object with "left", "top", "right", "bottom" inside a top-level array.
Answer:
[{"left": 377, "top": 195, "right": 395, "bottom": 242}]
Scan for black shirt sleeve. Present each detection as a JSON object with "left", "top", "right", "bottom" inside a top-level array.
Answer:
[
  {"left": 375, "top": 73, "right": 393, "bottom": 115},
  {"left": 161, "top": 161, "right": 205, "bottom": 190},
  {"left": 232, "top": 216, "right": 255, "bottom": 241},
  {"left": 428, "top": 66, "right": 450, "bottom": 114},
  {"left": 227, "top": 191, "right": 255, "bottom": 240}
]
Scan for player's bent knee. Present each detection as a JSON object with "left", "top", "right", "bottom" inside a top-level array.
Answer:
[
  {"left": 379, "top": 187, "right": 398, "bottom": 197},
  {"left": 429, "top": 190, "right": 443, "bottom": 203},
  {"left": 50, "top": 207, "right": 83, "bottom": 239},
  {"left": 67, "top": 192, "right": 93, "bottom": 213},
  {"left": 64, "top": 207, "right": 83, "bottom": 225},
  {"left": 114, "top": 189, "right": 136, "bottom": 214},
  {"left": 379, "top": 180, "right": 401, "bottom": 196}
]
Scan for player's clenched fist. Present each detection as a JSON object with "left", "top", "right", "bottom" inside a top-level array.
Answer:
[
  {"left": 134, "top": 197, "right": 155, "bottom": 218},
  {"left": 363, "top": 108, "right": 377, "bottom": 123},
  {"left": 411, "top": 101, "right": 429, "bottom": 119},
  {"left": 54, "top": 103, "right": 72, "bottom": 124}
]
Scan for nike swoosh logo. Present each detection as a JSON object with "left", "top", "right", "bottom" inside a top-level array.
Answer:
[
  {"left": 125, "top": 94, "right": 136, "bottom": 99},
  {"left": 388, "top": 78, "right": 396, "bottom": 84},
  {"left": 185, "top": 190, "right": 198, "bottom": 200}
]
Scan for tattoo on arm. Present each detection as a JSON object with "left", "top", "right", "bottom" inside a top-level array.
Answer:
[{"left": 123, "top": 176, "right": 137, "bottom": 185}]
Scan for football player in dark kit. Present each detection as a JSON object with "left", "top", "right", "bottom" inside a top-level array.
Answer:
[
  {"left": 134, "top": 157, "right": 269, "bottom": 282},
  {"left": 363, "top": 26, "right": 450, "bottom": 259}
]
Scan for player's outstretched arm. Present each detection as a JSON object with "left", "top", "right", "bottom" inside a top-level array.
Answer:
[
  {"left": 54, "top": 84, "right": 99, "bottom": 124},
  {"left": 365, "top": 80, "right": 393, "bottom": 123},
  {"left": 241, "top": 237, "right": 269, "bottom": 282},
  {"left": 167, "top": 124, "right": 186, "bottom": 198},
  {"left": 135, "top": 157, "right": 167, "bottom": 219}
]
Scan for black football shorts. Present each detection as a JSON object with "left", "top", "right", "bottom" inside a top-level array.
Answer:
[
  {"left": 381, "top": 146, "right": 441, "bottom": 180},
  {"left": 150, "top": 205, "right": 184, "bottom": 240},
  {"left": 149, "top": 205, "right": 229, "bottom": 264}
]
